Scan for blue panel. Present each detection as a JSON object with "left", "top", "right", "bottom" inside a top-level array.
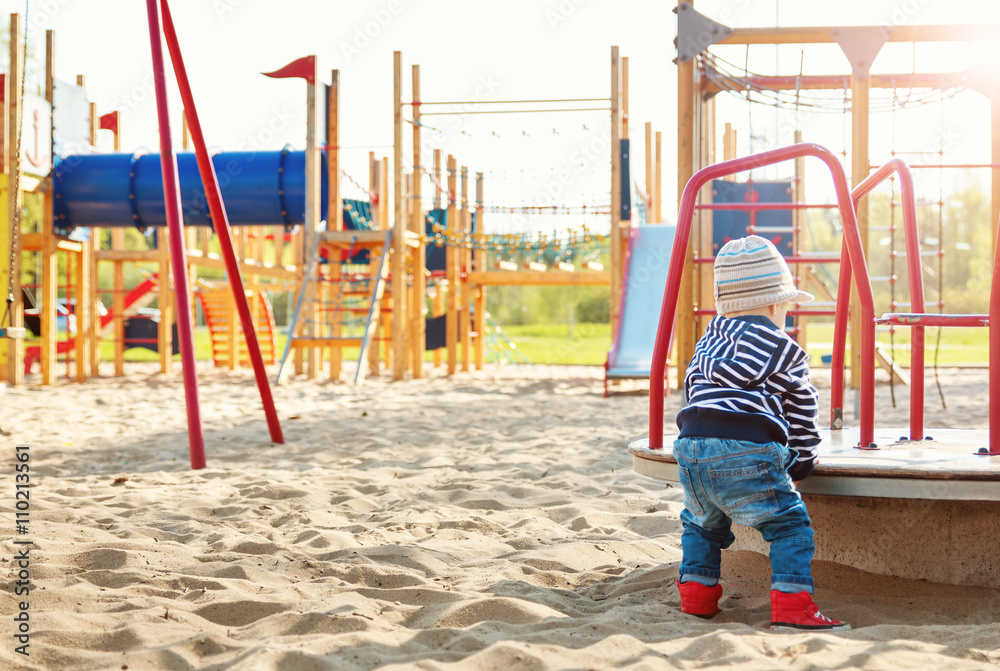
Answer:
[
  {"left": 710, "top": 179, "right": 793, "bottom": 256},
  {"left": 620, "top": 139, "right": 631, "bottom": 221},
  {"left": 425, "top": 208, "right": 447, "bottom": 272}
]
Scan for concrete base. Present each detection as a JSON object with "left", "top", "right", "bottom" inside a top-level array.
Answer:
[{"left": 731, "top": 494, "right": 1000, "bottom": 588}]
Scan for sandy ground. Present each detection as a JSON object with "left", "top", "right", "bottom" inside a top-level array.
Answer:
[{"left": 1, "top": 361, "right": 998, "bottom": 670}]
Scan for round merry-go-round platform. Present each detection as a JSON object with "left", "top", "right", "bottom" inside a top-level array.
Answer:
[{"left": 630, "top": 428, "right": 1000, "bottom": 588}]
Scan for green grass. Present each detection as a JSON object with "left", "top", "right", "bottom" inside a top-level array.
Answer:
[
  {"left": 499, "top": 323, "right": 612, "bottom": 365},
  {"left": 802, "top": 322, "right": 990, "bottom": 366},
  {"left": 90, "top": 320, "right": 991, "bottom": 368}
]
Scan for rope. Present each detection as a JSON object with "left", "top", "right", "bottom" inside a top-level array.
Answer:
[
  {"left": 2, "top": 0, "right": 30, "bottom": 332},
  {"left": 933, "top": 101, "right": 947, "bottom": 410}
]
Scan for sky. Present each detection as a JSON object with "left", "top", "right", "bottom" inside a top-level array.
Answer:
[{"left": 3, "top": 0, "right": 1000, "bottom": 238}]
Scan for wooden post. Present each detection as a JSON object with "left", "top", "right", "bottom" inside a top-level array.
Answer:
[
  {"left": 88, "top": 101, "right": 100, "bottom": 377},
  {"left": 432, "top": 149, "right": 443, "bottom": 370},
  {"left": 328, "top": 69, "right": 342, "bottom": 380},
  {"left": 619, "top": 55, "right": 630, "bottom": 314},
  {"left": 992, "top": 92, "right": 1000, "bottom": 254},
  {"left": 157, "top": 231, "right": 172, "bottom": 374},
  {"left": 445, "top": 154, "right": 457, "bottom": 375},
  {"left": 369, "top": 151, "right": 377, "bottom": 230},
  {"left": 40, "top": 191, "right": 56, "bottom": 385},
  {"left": 40, "top": 29, "right": 56, "bottom": 384},
  {"left": 793, "top": 128, "right": 807, "bottom": 349},
  {"left": 111, "top": 104, "right": 125, "bottom": 376},
  {"left": 849, "top": 72, "right": 871, "bottom": 390},
  {"left": 645, "top": 122, "right": 653, "bottom": 221},
  {"left": 696, "top": 94, "right": 715, "bottom": 333},
  {"left": 433, "top": 149, "right": 442, "bottom": 209},
  {"left": 392, "top": 51, "right": 406, "bottom": 380},
  {"left": 654, "top": 130, "right": 662, "bottom": 224},
  {"left": 411, "top": 64, "right": 425, "bottom": 379},
  {"left": 473, "top": 171, "right": 485, "bottom": 370},
  {"left": 4, "top": 12, "right": 24, "bottom": 384},
  {"left": 459, "top": 165, "right": 470, "bottom": 372},
  {"left": 609, "top": 46, "right": 622, "bottom": 336},
  {"left": 304, "top": 56, "right": 320, "bottom": 379},
  {"left": 676, "top": 1, "right": 696, "bottom": 388}
]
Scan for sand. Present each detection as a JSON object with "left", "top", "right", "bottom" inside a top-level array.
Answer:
[{"left": 1, "top": 361, "right": 999, "bottom": 670}]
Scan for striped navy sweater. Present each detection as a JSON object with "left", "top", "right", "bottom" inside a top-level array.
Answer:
[{"left": 676, "top": 314, "right": 820, "bottom": 480}]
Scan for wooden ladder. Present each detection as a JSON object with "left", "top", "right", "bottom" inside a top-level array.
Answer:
[{"left": 197, "top": 288, "right": 277, "bottom": 369}]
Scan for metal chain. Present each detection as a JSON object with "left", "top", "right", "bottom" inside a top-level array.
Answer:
[{"left": 3, "top": 0, "right": 30, "bottom": 328}]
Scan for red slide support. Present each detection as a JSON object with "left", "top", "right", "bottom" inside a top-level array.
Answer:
[{"left": 647, "top": 143, "right": 869, "bottom": 449}]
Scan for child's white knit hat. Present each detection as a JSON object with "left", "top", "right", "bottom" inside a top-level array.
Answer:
[{"left": 714, "top": 235, "right": 814, "bottom": 314}]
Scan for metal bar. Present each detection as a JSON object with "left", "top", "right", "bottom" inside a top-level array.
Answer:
[
  {"left": 144, "top": 0, "right": 205, "bottom": 469},
  {"left": 694, "top": 308, "right": 837, "bottom": 316},
  {"left": 419, "top": 108, "right": 609, "bottom": 116},
  {"left": 407, "top": 97, "right": 609, "bottom": 105},
  {"left": 724, "top": 72, "right": 973, "bottom": 92},
  {"left": 694, "top": 255, "right": 842, "bottom": 264},
  {"left": 648, "top": 142, "right": 867, "bottom": 449},
  {"left": 847, "top": 159, "right": 924, "bottom": 442},
  {"left": 695, "top": 202, "right": 838, "bottom": 211},
  {"left": 875, "top": 313, "right": 988, "bottom": 327},
  {"left": 160, "top": 0, "right": 283, "bottom": 446}
]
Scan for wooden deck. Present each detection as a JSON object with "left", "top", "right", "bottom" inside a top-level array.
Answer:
[{"left": 629, "top": 428, "right": 1000, "bottom": 501}]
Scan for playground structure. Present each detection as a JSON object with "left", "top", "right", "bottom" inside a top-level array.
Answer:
[
  {"left": 2, "top": 9, "right": 669, "bottom": 400},
  {"left": 630, "top": 4, "right": 1000, "bottom": 589},
  {"left": 671, "top": 1, "right": 1000, "bottom": 388}
]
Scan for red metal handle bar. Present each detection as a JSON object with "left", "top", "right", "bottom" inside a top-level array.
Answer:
[
  {"left": 875, "top": 313, "right": 989, "bottom": 327},
  {"left": 693, "top": 256, "right": 842, "bottom": 264},
  {"left": 694, "top": 203, "right": 839, "bottom": 211},
  {"left": 833, "top": 159, "right": 923, "bottom": 442},
  {"left": 648, "top": 143, "right": 869, "bottom": 449}
]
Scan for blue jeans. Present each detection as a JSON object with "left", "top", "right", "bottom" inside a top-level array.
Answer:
[{"left": 673, "top": 436, "right": 815, "bottom": 594}]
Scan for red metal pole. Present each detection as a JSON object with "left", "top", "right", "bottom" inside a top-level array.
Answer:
[
  {"left": 829, "top": 237, "right": 851, "bottom": 430},
  {"left": 144, "top": 0, "right": 206, "bottom": 469},
  {"left": 648, "top": 143, "right": 871, "bottom": 448},
  {"left": 851, "top": 159, "right": 924, "bottom": 441},
  {"left": 158, "top": 0, "right": 284, "bottom": 445},
  {"left": 991, "top": 212, "right": 1000, "bottom": 454}
]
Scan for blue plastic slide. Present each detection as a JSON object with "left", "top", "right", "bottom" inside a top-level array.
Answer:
[{"left": 604, "top": 224, "right": 676, "bottom": 396}]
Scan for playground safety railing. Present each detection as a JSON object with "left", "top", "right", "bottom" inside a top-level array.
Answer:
[
  {"left": 830, "top": 159, "right": 926, "bottom": 442},
  {"left": 647, "top": 143, "right": 866, "bottom": 449}
]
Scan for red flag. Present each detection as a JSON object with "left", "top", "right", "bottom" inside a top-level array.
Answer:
[
  {"left": 262, "top": 55, "right": 316, "bottom": 85},
  {"left": 99, "top": 111, "right": 119, "bottom": 134}
]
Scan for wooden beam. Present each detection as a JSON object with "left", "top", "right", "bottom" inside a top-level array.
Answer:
[
  {"left": 654, "top": 130, "right": 662, "bottom": 223},
  {"left": 328, "top": 69, "right": 342, "bottom": 380},
  {"left": 459, "top": 165, "right": 470, "bottom": 373},
  {"left": 719, "top": 23, "right": 999, "bottom": 46},
  {"left": 446, "top": 154, "right": 457, "bottom": 375},
  {"left": 392, "top": 51, "right": 405, "bottom": 380},
  {"left": 473, "top": 172, "right": 485, "bottom": 370},
  {"left": 850, "top": 72, "right": 871, "bottom": 390},
  {"left": 410, "top": 63, "right": 424, "bottom": 379},
  {"left": 676, "top": 0, "right": 696, "bottom": 389},
  {"left": 609, "top": 46, "right": 622, "bottom": 334}
]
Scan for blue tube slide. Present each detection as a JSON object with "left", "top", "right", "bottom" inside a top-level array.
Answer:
[{"left": 53, "top": 148, "right": 329, "bottom": 234}]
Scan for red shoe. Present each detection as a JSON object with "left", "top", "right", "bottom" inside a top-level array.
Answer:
[
  {"left": 769, "top": 590, "right": 850, "bottom": 631},
  {"left": 676, "top": 578, "right": 723, "bottom": 619}
]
